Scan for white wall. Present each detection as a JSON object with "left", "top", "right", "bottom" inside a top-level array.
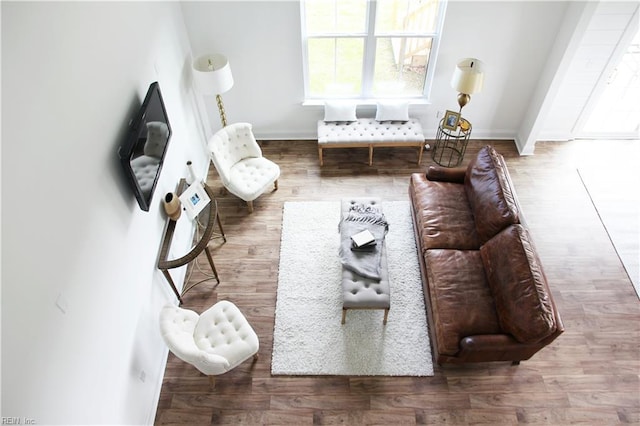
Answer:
[
  {"left": 181, "top": 1, "right": 569, "bottom": 144},
  {"left": 182, "top": 0, "right": 317, "bottom": 139},
  {"left": 1, "top": 2, "right": 207, "bottom": 424}
]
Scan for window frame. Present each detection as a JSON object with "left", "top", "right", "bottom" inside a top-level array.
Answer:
[{"left": 301, "top": 0, "right": 448, "bottom": 103}]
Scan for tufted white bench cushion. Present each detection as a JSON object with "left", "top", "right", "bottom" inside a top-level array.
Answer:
[
  {"left": 340, "top": 198, "right": 390, "bottom": 325},
  {"left": 317, "top": 118, "right": 425, "bottom": 166}
]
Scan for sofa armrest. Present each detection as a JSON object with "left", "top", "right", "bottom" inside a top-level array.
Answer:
[
  {"left": 426, "top": 166, "right": 466, "bottom": 183},
  {"left": 456, "top": 332, "right": 561, "bottom": 363},
  {"left": 460, "top": 334, "right": 520, "bottom": 351}
]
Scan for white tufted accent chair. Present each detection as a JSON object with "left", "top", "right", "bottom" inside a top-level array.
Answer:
[
  {"left": 159, "top": 300, "right": 259, "bottom": 387},
  {"left": 208, "top": 123, "right": 280, "bottom": 212}
]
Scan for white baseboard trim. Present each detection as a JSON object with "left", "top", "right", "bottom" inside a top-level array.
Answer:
[
  {"left": 514, "top": 136, "right": 531, "bottom": 155},
  {"left": 537, "top": 131, "right": 575, "bottom": 141},
  {"left": 147, "top": 347, "right": 170, "bottom": 425},
  {"left": 255, "top": 130, "right": 317, "bottom": 140}
]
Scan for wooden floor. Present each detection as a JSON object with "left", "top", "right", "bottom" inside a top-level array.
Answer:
[{"left": 155, "top": 139, "right": 640, "bottom": 425}]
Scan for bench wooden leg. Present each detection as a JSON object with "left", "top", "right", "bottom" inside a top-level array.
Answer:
[
  {"left": 417, "top": 144, "right": 424, "bottom": 165},
  {"left": 383, "top": 308, "right": 389, "bottom": 325},
  {"left": 341, "top": 308, "right": 347, "bottom": 324},
  {"left": 318, "top": 147, "right": 324, "bottom": 166},
  {"left": 247, "top": 200, "right": 254, "bottom": 213},
  {"left": 368, "top": 146, "right": 374, "bottom": 166}
]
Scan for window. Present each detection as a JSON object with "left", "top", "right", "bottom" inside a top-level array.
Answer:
[{"left": 301, "top": 0, "right": 447, "bottom": 101}]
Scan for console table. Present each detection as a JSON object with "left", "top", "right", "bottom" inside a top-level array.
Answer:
[
  {"left": 432, "top": 117, "right": 472, "bottom": 167},
  {"left": 157, "top": 179, "right": 225, "bottom": 304}
]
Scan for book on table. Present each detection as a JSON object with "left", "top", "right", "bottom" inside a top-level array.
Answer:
[{"left": 351, "top": 229, "right": 376, "bottom": 249}]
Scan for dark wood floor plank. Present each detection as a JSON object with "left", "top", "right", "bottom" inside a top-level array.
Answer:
[
  {"left": 155, "top": 408, "right": 214, "bottom": 426},
  {"left": 270, "top": 395, "right": 371, "bottom": 411},
  {"left": 211, "top": 409, "right": 314, "bottom": 426},
  {"left": 419, "top": 408, "right": 519, "bottom": 425},
  {"left": 515, "top": 407, "right": 622, "bottom": 424},
  {"left": 314, "top": 409, "right": 418, "bottom": 425}
]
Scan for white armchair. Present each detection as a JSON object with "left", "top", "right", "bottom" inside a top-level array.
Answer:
[
  {"left": 208, "top": 122, "right": 280, "bottom": 212},
  {"left": 159, "top": 300, "right": 259, "bottom": 387}
]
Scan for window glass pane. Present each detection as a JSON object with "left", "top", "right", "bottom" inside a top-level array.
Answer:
[
  {"left": 308, "top": 38, "right": 364, "bottom": 97},
  {"left": 376, "top": 0, "right": 441, "bottom": 34},
  {"left": 305, "top": 0, "right": 367, "bottom": 34},
  {"left": 373, "top": 37, "right": 432, "bottom": 96}
]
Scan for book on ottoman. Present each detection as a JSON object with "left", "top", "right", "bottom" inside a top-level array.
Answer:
[{"left": 351, "top": 229, "right": 376, "bottom": 250}]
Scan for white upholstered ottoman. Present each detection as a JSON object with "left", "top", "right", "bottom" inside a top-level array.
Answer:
[
  {"left": 317, "top": 118, "right": 425, "bottom": 166},
  {"left": 339, "top": 198, "right": 390, "bottom": 325}
]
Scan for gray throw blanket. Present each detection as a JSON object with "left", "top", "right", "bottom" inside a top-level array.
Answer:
[{"left": 339, "top": 203, "right": 389, "bottom": 280}]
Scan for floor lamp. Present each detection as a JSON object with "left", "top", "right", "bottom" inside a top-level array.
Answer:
[
  {"left": 451, "top": 58, "right": 484, "bottom": 120},
  {"left": 193, "top": 53, "right": 234, "bottom": 128}
]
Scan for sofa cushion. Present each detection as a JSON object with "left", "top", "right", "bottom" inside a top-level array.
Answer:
[
  {"left": 465, "top": 146, "right": 520, "bottom": 243},
  {"left": 480, "top": 225, "right": 557, "bottom": 343},
  {"left": 410, "top": 173, "right": 480, "bottom": 250},
  {"left": 425, "top": 249, "right": 501, "bottom": 355}
]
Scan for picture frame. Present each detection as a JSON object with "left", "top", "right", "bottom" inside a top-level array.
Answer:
[
  {"left": 179, "top": 181, "right": 211, "bottom": 220},
  {"left": 443, "top": 110, "right": 460, "bottom": 131}
]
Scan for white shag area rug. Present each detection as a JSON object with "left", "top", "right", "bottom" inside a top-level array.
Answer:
[{"left": 271, "top": 200, "right": 434, "bottom": 376}]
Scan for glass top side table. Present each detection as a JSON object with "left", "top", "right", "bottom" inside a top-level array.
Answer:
[{"left": 432, "top": 117, "right": 472, "bottom": 167}]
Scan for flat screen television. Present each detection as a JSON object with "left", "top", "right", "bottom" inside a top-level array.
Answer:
[{"left": 118, "top": 82, "right": 172, "bottom": 211}]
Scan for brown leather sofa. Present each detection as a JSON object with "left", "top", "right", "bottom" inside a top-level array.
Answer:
[{"left": 409, "top": 145, "right": 564, "bottom": 365}]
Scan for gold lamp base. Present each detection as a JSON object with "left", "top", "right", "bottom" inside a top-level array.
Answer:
[
  {"left": 216, "top": 94, "right": 228, "bottom": 128},
  {"left": 457, "top": 92, "right": 471, "bottom": 110},
  {"left": 456, "top": 93, "right": 471, "bottom": 126}
]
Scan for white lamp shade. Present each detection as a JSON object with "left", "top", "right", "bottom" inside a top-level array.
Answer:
[
  {"left": 193, "top": 53, "right": 234, "bottom": 95},
  {"left": 451, "top": 58, "right": 485, "bottom": 95}
]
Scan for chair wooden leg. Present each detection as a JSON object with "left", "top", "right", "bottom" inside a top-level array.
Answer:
[
  {"left": 208, "top": 376, "right": 216, "bottom": 388},
  {"left": 383, "top": 308, "right": 389, "bottom": 325},
  {"left": 247, "top": 200, "right": 254, "bottom": 213},
  {"left": 274, "top": 180, "right": 278, "bottom": 190},
  {"left": 253, "top": 353, "right": 259, "bottom": 362},
  {"left": 341, "top": 308, "right": 347, "bottom": 324}
]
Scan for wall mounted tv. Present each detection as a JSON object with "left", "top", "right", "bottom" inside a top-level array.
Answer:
[{"left": 118, "top": 82, "right": 172, "bottom": 211}]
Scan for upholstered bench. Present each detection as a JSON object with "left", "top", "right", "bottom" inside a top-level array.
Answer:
[
  {"left": 317, "top": 118, "right": 425, "bottom": 166},
  {"left": 339, "top": 198, "right": 390, "bottom": 325}
]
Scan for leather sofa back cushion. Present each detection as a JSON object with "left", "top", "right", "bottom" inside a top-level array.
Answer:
[
  {"left": 480, "top": 225, "right": 557, "bottom": 343},
  {"left": 465, "top": 146, "right": 520, "bottom": 243},
  {"left": 410, "top": 173, "right": 480, "bottom": 251}
]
